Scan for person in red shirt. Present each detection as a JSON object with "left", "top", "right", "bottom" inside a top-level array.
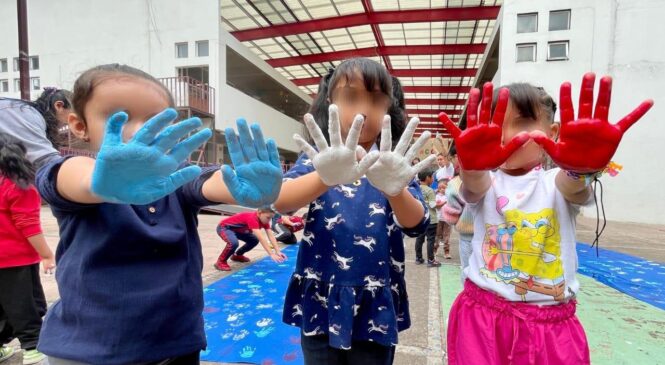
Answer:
[
  {"left": 214, "top": 208, "right": 287, "bottom": 271},
  {"left": 272, "top": 213, "right": 306, "bottom": 244},
  {"left": 0, "top": 133, "right": 55, "bottom": 363}
]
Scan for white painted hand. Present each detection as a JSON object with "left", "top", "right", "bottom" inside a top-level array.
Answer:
[
  {"left": 366, "top": 116, "right": 436, "bottom": 196},
  {"left": 293, "top": 104, "right": 379, "bottom": 186}
]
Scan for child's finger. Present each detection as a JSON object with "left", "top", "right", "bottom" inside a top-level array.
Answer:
[
  {"left": 479, "top": 82, "right": 493, "bottom": 124},
  {"left": 251, "top": 123, "right": 270, "bottom": 161},
  {"left": 102, "top": 112, "right": 129, "bottom": 147},
  {"left": 466, "top": 88, "right": 481, "bottom": 128},
  {"left": 293, "top": 134, "right": 318, "bottom": 160},
  {"left": 500, "top": 132, "right": 531, "bottom": 161},
  {"left": 529, "top": 130, "right": 558, "bottom": 159},
  {"left": 169, "top": 128, "right": 212, "bottom": 162},
  {"left": 344, "top": 114, "right": 364, "bottom": 151},
  {"left": 594, "top": 76, "right": 612, "bottom": 121},
  {"left": 578, "top": 72, "right": 596, "bottom": 119},
  {"left": 559, "top": 82, "right": 575, "bottom": 125},
  {"left": 303, "top": 114, "right": 329, "bottom": 152},
  {"left": 492, "top": 88, "right": 510, "bottom": 127},
  {"left": 266, "top": 138, "right": 281, "bottom": 168},
  {"left": 437, "top": 113, "right": 461, "bottom": 138},
  {"left": 616, "top": 99, "right": 654, "bottom": 134},
  {"left": 377, "top": 115, "right": 392, "bottom": 152},
  {"left": 225, "top": 128, "right": 246, "bottom": 167},
  {"left": 236, "top": 119, "right": 258, "bottom": 162},
  {"left": 355, "top": 151, "right": 380, "bottom": 177},
  {"left": 395, "top": 117, "right": 419, "bottom": 156},
  {"left": 411, "top": 154, "right": 437, "bottom": 175},
  {"left": 404, "top": 130, "right": 430, "bottom": 163},
  {"left": 153, "top": 117, "right": 202, "bottom": 152},
  {"left": 167, "top": 165, "right": 203, "bottom": 192},
  {"left": 328, "top": 105, "right": 343, "bottom": 147},
  {"left": 132, "top": 108, "right": 178, "bottom": 145}
]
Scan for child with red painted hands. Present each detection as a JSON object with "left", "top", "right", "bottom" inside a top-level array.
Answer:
[{"left": 438, "top": 73, "right": 653, "bottom": 365}]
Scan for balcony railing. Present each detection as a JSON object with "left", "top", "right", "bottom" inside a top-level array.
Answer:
[{"left": 158, "top": 76, "right": 216, "bottom": 116}]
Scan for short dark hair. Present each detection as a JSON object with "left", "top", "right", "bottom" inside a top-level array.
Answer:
[
  {"left": 492, "top": 83, "right": 556, "bottom": 124},
  {"left": 0, "top": 133, "right": 34, "bottom": 188},
  {"left": 418, "top": 169, "right": 434, "bottom": 182}
]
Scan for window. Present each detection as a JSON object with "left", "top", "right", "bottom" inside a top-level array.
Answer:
[
  {"left": 517, "top": 13, "right": 538, "bottom": 33},
  {"left": 13, "top": 79, "right": 20, "bottom": 92},
  {"left": 13, "top": 58, "right": 19, "bottom": 71},
  {"left": 0, "top": 59, "right": 7, "bottom": 73},
  {"left": 30, "top": 56, "right": 39, "bottom": 70},
  {"left": 196, "top": 40, "right": 209, "bottom": 57},
  {"left": 175, "top": 42, "right": 188, "bottom": 58},
  {"left": 0, "top": 79, "right": 8, "bottom": 92},
  {"left": 548, "top": 41, "right": 569, "bottom": 61},
  {"left": 549, "top": 10, "right": 571, "bottom": 31},
  {"left": 31, "top": 77, "right": 40, "bottom": 90},
  {"left": 516, "top": 43, "right": 536, "bottom": 62}
]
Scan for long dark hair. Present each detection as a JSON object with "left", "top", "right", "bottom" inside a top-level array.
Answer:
[
  {"left": 0, "top": 132, "right": 35, "bottom": 188},
  {"left": 492, "top": 83, "right": 557, "bottom": 123},
  {"left": 0, "top": 88, "right": 72, "bottom": 149},
  {"left": 307, "top": 58, "right": 393, "bottom": 144},
  {"left": 387, "top": 76, "right": 407, "bottom": 145}
]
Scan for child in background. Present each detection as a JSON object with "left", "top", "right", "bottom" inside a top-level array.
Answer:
[
  {"left": 442, "top": 175, "right": 474, "bottom": 282},
  {"left": 434, "top": 178, "right": 452, "bottom": 259},
  {"left": 215, "top": 208, "right": 287, "bottom": 271},
  {"left": 275, "top": 58, "right": 434, "bottom": 365},
  {"left": 272, "top": 213, "right": 305, "bottom": 244},
  {"left": 0, "top": 133, "right": 55, "bottom": 364},
  {"left": 35, "top": 64, "right": 283, "bottom": 365},
  {"left": 414, "top": 170, "right": 440, "bottom": 267},
  {"left": 439, "top": 75, "right": 652, "bottom": 364}
]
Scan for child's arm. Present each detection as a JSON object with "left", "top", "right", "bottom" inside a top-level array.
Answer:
[
  {"left": 555, "top": 172, "right": 592, "bottom": 204},
  {"left": 56, "top": 156, "right": 103, "bottom": 204},
  {"left": 27, "top": 234, "right": 55, "bottom": 273},
  {"left": 202, "top": 120, "right": 284, "bottom": 207},
  {"left": 387, "top": 189, "right": 428, "bottom": 229},
  {"left": 264, "top": 229, "right": 287, "bottom": 259},
  {"left": 274, "top": 172, "right": 329, "bottom": 213},
  {"left": 252, "top": 229, "right": 286, "bottom": 262},
  {"left": 280, "top": 215, "right": 294, "bottom": 226}
]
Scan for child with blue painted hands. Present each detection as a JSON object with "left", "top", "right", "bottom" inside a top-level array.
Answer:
[
  {"left": 274, "top": 58, "right": 436, "bottom": 365},
  {"left": 34, "top": 64, "right": 283, "bottom": 365}
]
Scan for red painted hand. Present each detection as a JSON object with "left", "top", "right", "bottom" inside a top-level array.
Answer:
[
  {"left": 438, "top": 82, "right": 529, "bottom": 171},
  {"left": 531, "top": 73, "right": 653, "bottom": 173}
]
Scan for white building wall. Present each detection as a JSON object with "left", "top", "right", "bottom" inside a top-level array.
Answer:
[
  {"left": 0, "top": 0, "right": 306, "bottom": 153},
  {"left": 497, "top": 0, "right": 665, "bottom": 224}
]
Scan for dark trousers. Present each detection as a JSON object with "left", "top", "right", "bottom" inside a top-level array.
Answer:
[
  {"left": 0, "top": 264, "right": 47, "bottom": 350},
  {"left": 272, "top": 223, "right": 297, "bottom": 244},
  {"left": 216, "top": 227, "right": 260, "bottom": 262},
  {"left": 415, "top": 223, "right": 438, "bottom": 261},
  {"left": 300, "top": 333, "right": 395, "bottom": 365},
  {"left": 48, "top": 351, "right": 200, "bottom": 365}
]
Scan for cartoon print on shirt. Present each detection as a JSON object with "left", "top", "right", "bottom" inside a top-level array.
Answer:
[{"left": 479, "top": 208, "right": 565, "bottom": 301}]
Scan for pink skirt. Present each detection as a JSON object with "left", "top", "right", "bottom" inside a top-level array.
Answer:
[{"left": 447, "top": 280, "right": 590, "bottom": 365}]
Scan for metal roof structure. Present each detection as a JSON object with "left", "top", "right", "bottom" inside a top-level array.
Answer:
[{"left": 221, "top": 0, "right": 502, "bottom": 138}]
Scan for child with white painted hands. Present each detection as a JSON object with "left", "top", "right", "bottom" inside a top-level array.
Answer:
[
  {"left": 275, "top": 58, "right": 435, "bottom": 365},
  {"left": 439, "top": 76, "right": 653, "bottom": 365}
]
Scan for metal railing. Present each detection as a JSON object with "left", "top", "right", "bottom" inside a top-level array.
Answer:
[{"left": 158, "top": 76, "right": 216, "bottom": 115}]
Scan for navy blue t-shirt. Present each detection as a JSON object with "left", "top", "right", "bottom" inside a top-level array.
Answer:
[{"left": 36, "top": 157, "right": 217, "bottom": 364}]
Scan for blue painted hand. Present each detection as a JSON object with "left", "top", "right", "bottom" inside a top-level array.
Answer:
[
  {"left": 91, "top": 108, "right": 211, "bottom": 205},
  {"left": 222, "top": 119, "right": 283, "bottom": 208}
]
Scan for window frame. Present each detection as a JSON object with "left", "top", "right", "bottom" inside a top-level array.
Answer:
[
  {"left": 549, "top": 9, "right": 571, "bottom": 31},
  {"left": 517, "top": 12, "right": 539, "bottom": 33},
  {"left": 547, "top": 41, "right": 569, "bottom": 61},
  {"left": 516, "top": 43, "right": 537, "bottom": 62}
]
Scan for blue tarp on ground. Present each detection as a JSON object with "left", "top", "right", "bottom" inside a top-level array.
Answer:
[
  {"left": 201, "top": 244, "right": 303, "bottom": 365},
  {"left": 577, "top": 242, "right": 665, "bottom": 310}
]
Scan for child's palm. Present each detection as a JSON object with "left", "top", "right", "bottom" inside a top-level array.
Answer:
[
  {"left": 221, "top": 119, "right": 283, "bottom": 208},
  {"left": 439, "top": 83, "right": 529, "bottom": 171},
  {"left": 531, "top": 73, "right": 653, "bottom": 172}
]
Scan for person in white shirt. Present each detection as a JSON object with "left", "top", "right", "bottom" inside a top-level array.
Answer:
[
  {"left": 439, "top": 76, "right": 652, "bottom": 365},
  {"left": 434, "top": 153, "right": 454, "bottom": 182}
]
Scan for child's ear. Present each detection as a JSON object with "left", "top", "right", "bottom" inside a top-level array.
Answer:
[
  {"left": 549, "top": 123, "right": 560, "bottom": 141},
  {"left": 68, "top": 112, "right": 89, "bottom": 141}
]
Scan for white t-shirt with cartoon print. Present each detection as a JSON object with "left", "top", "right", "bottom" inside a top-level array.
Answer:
[{"left": 465, "top": 166, "right": 584, "bottom": 305}]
